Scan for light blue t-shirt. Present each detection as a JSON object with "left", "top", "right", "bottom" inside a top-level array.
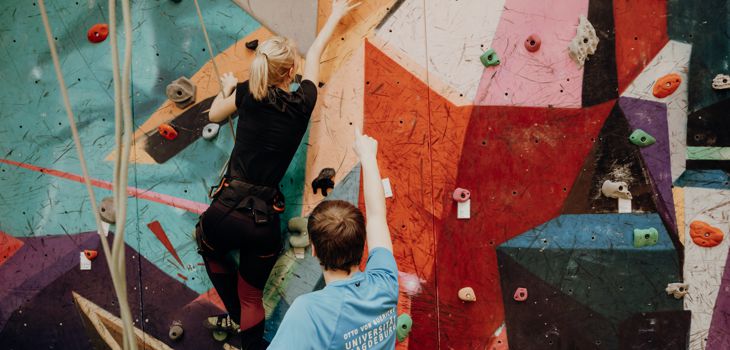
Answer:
[{"left": 269, "top": 247, "right": 399, "bottom": 350}]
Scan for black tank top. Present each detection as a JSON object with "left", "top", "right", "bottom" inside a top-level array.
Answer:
[{"left": 227, "top": 80, "right": 317, "bottom": 187}]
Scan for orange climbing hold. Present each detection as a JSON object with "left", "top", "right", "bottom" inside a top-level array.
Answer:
[
  {"left": 652, "top": 73, "right": 682, "bottom": 98},
  {"left": 87, "top": 24, "right": 109, "bottom": 43},
  {"left": 84, "top": 249, "right": 98, "bottom": 260},
  {"left": 689, "top": 221, "right": 724, "bottom": 248},
  {"left": 158, "top": 123, "right": 178, "bottom": 140}
]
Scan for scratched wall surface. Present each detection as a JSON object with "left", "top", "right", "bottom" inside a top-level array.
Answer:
[{"left": 0, "top": 0, "right": 729, "bottom": 349}]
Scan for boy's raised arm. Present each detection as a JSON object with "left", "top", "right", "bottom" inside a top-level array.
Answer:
[{"left": 353, "top": 128, "right": 392, "bottom": 252}]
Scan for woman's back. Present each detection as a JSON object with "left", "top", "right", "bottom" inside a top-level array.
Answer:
[{"left": 228, "top": 79, "right": 318, "bottom": 187}]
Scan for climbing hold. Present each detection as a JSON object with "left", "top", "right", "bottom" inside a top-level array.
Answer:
[
  {"left": 689, "top": 221, "right": 724, "bottom": 248},
  {"left": 601, "top": 180, "right": 632, "bottom": 200},
  {"left": 458, "top": 287, "right": 476, "bottom": 302},
  {"left": 288, "top": 216, "right": 308, "bottom": 234},
  {"left": 524, "top": 34, "right": 541, "bottom": 52},
  {"left": 288, "top": 217, "right": 310, "bottom": 259},
  {"left": 245, "top": 39, "right": 259, "bottom": 50},
  {"left": 87, "top": 24, "right": 109, "bottom": 44},
  {"left": 99, "top": 196, "right": 115, "bottom": 224},
  {"left": 633, "top": 228, "right": 659, "bottom": 248},
  {"left": 480, "top": 48, "right": 500, "bottom": 67},
  {"left": 513, "top": 287, "right": 528, "bottom": 302},
  {"left": 158, "top": 123, "right": 178, "bottom": 141},
  {"left": 83, "top": 250, "right": 98, "bottom": 260},
  {"left": 452, "top": 188, "right": 471, "bottom": 202},
  {"left": 629, "top": 129, "right": 656, "bottom": 147},
  {"left": 202, "top": 123, "right": 220, "bottom": 140},
  {"left": 652, "top": 73, "right": 682, "bottom": 98},
  {"left": 166, "top": 76, "right": 196, "bottom": 108},
  {"left": 665, "top": 283, "right": 689, "bottom": 299},
  {"left": 171, "top": 0, "right": 182, "bottom": 3},
  {"left": 168, "top": 321, "right": 184, "bottom": 340},
  {"left": 712, "top": 74, "right": 730, "bottom": 90},
  {"left": 212, "top": 330, "right": 228, "bottom": 342},
  {"left": 288, "top": 232, "right": 309, "bottom": 248},
  {"left": 312, "top": 168, "right": 336, "bottom": 196},
  {"left": 568, "top": 16, "right": 599, "bottom": 66},
  {"left": 396, "top": 314, "right": 413, "bottom": 342}
]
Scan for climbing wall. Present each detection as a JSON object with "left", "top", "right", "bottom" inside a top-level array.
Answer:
[{"left": 0, "top": 0, "right": 729, "bottom": 349}]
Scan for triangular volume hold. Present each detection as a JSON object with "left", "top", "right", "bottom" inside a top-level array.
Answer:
[
  {"left": 562, "top": 103, "right": 657, "bottom": 214},
  {"left": 619, "top": 97, "right": 677, "bottom": 235}
]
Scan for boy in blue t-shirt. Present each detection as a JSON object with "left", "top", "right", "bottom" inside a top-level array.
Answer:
[{"left": 269, "top": 129, "right": 399, "bottom": 349}]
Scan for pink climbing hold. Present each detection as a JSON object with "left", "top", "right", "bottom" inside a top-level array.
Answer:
[
  {"left": 453, "top": 188, "right": 471, "bottom": 202},
  {"left": 513, "top": 287, "right": 528, "bottom": 302}
]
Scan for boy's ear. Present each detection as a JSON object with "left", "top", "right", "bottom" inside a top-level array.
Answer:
[{"left": 311, "top": 244, "right": 317, "bottom": 258}]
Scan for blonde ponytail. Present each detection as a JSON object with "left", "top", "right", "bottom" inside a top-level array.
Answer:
[
  {"left": 248, "top": 36, "right": 298, "bottom": 101},
  {"left": 250, "top": 52, "right": 269, "bottom": 100}
]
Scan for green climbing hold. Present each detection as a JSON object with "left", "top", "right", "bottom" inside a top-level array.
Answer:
[
  {"left": 480, "top": 48, "right": 500, "bottom": 67},
  {"left": 212, "top": 330, "right": 229, "bottom": 342},
  {"left": 629, "top": 129, "right": 656, "bottom": 147},
  {"left": 396, "top": 313, "right": 413, "bottom": 342},
  {"left": 633, "top": 228, "right": 659, "bottom": 248},
  {"left": 288, "top": 217, "right": 308, "bottom": 234}
]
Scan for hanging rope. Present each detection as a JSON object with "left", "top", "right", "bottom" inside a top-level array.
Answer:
[
  {"left": 192, "top": 0, "right": 236, "bottom": 139},
  {"left": 38, "top": 0, "right": 137, "bottom": 349}
]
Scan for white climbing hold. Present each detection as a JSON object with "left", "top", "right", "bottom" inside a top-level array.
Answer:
[
  {"left": 601, "top": 180, "right": 633, "bottom": 200},
  {"left": 665, "top": 282, "right": 689, "bottom": 299},
  {"left": 568, "top": 16, "right": 599, "bottom": 66},
  {"left": 712, "top": 74, "right": 730, "bottom": 90},
  {"left": 458, "top": 287, "right": 477, "bottom": 302},
  {"left": 99, "top": 196, "right": 115, "bottom": 224},
  {"left": 202, "top": 123, "right": 220, "bottom": 140}
]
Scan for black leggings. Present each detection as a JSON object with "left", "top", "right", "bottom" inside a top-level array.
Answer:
[{"left": 197, "top": 200, "right": 282, "bottom": 334}]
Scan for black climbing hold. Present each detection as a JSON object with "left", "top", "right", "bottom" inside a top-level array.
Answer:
[
  {"left": 245, "top": 39, "right": 259, "bottom": 51},
  {"left": 312, "top": 168, "right": 336, "bottom": 196}
]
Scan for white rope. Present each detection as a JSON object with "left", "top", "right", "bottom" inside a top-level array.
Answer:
[
  {"left": 193, "top": 0, "right": 236, "bottom": 139},
  {"left": 38, "top": 1, "right": 137, "bottom": 349}
]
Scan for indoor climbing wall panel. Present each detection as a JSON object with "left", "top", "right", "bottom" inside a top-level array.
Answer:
[
  {"left": 682, "top": 185, "right": 730, "bottom": 350},
  {"left": 1, "top": 0, "right": 730, "bottom": 349}
]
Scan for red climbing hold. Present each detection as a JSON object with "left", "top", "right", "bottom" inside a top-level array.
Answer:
[
  {"left": 689, "top": 221, "right": 724, "bottom": 248},
  {"left": 652, "top": 73, "right": 682, "bottom": 98},
  {"left": 84, "top": 249, "right": 98, "bottom": 260},
  {"left": 87, "top": 24, "right": 109, "bottom": 43},
  {"left": 158, "top": 123, "right": 178, "bottom": 140},
  {"left": 524, "top": 34, "right": 541, "bottom": 52}
]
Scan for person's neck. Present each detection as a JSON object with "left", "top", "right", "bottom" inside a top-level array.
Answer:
[
  {"left": 275, "top": 81, "right": 291, "bottom": 92},
  {"left": 322, "top": 265, "right": 360, "bottom": 285}
]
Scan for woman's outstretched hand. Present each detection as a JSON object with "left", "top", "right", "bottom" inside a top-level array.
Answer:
[
  {"left": 353, "top": 127, "right": 378, "bottom": 161},
  {"left": 330, "top": 0, "right": 361, "bottom": 23}
]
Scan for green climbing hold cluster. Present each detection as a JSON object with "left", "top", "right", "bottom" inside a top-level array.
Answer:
[
  {"left": 480, "top": 48, "right": 500, "bottom": 67},
  {"left": 288, "top": 217, "right": 310, "bottom": 248},
  {"left": 633, "top": 227, "right": 659, "bottom": 248},
  {"left": 629, "top": 129, "right": 656, "bottom": 147},
  {"left": 396, "top": 313, "right": 413, "bottom": 342}
]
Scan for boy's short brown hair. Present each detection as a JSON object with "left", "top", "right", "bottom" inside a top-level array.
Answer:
[{"left": 307, "top": 200, "right": 366, "bottom": 272}]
